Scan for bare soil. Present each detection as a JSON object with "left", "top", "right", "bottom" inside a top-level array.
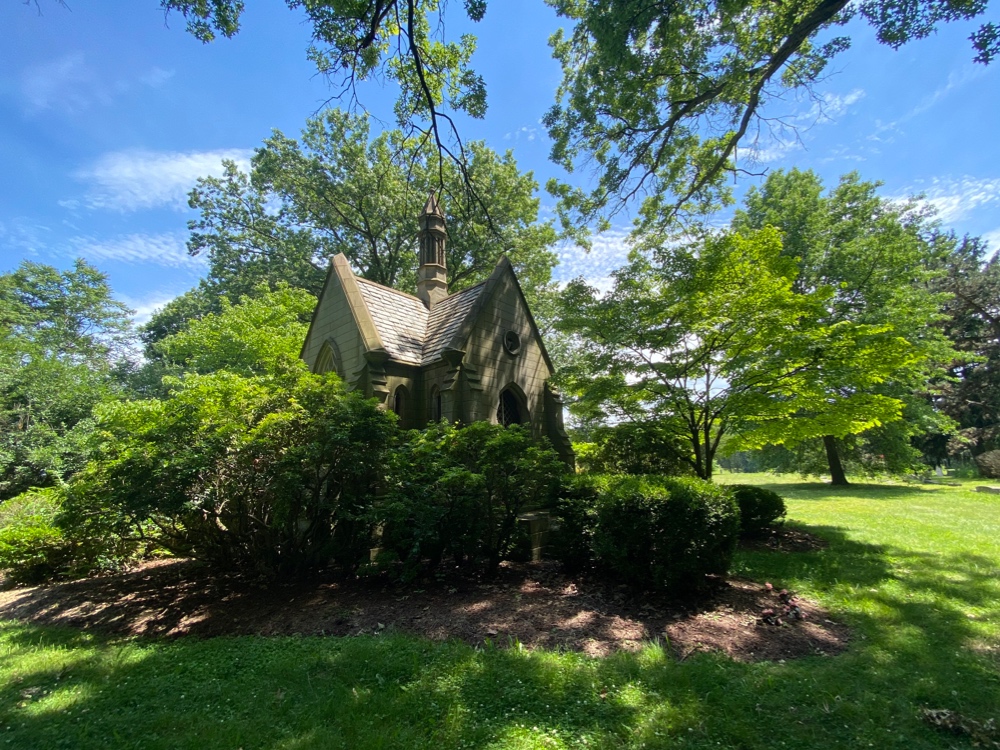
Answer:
[{"left": 0, "top": 531, "right": 848, "bottom": 662}]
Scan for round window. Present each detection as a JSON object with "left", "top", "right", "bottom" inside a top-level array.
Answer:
[{"left": 503, "top": 330, "right": 522, "bottom": 355}]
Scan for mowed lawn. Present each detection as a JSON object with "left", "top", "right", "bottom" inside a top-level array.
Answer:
[{"left": 1, "top": 475, "right": 998, "bottom": 749}]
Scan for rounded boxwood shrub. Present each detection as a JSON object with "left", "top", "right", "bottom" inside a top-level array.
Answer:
[
  {"left": 589, "top": 475, "right": 740, "bottom": 592},
  {"left": 729, "top": 484, "right": 786, "bottom": 537}
]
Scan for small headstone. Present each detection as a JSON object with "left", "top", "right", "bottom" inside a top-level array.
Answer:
[{"left": 975, "top": 486, "right": 1000, "bottom": 494}]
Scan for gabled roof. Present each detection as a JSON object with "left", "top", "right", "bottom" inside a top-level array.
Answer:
[
  {"left": 307, "top": 253, "right": 553, "bottom": 371},
  {"left": 355, "top": 279, "right": 428, "bottom": 364}
]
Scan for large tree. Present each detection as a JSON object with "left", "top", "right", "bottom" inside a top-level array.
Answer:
[
  {"left": 558, "top": 226, "right": 849, "bottom": 480},
  {"left": 732, "top": 169, "right": 958, "bottom": 483},
  {"left": 558, "top": 171, "right": 958, "bottom": 482},
  {"left": 143, "top": 109, "right": 557, "bottom": 348},
  {"left": 545, "top": 0, "right": 996, "bottom": 230},
  {"left": 933, "top": 235, "right": 1000, "bottom": 456},
  {"left": 0, "top": 260, "right": 133, "bottom": 499}
]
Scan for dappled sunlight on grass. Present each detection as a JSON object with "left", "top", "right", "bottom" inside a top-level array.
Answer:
[{"left": 0, "top": 475, "right": 998, "bottom": 748}]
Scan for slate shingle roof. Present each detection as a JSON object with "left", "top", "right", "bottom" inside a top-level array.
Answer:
[
  {"left": 354, "top": 277, "right": 486, "bottom": 366},
  {"left": 422, "top": 282, "right": 485, "bottom": 364}
]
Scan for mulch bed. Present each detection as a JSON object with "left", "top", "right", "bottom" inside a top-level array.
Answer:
[{"left": 0, "top": 530, "right": 848, "bottom": 662}]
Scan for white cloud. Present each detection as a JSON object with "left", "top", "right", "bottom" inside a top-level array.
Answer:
[
  {"left": 73, "top": 148, "right": 252, "bottom": 212},
  {"left": 0, "top": 218, "right": 51, "bottom": 256},
  {"left": 21, "top": 53, "right": 99, "bottom": 114},
  {"left": 909, "top": 65, "right": 986, "bottom": 119},
  {"left": 798, "top": 88, "right": 865, "bottom": 124},
  {"left": 67, "top": 232, "right": 205, "bottom": 268},
  {"left": 138, "top": 67, "right": 175, "bottom": 88},
  {"left": 741, "top": 88, "right": 864, "bottom": 165},
  {"left": 20, "top": 54, "right": 177, "bottom": 114},
  {"left": 742, "top": 138, "right": 802, "bottom": 165},
  {"left": 902, "top": 177, "right": 1000, "bottom": 223},
  {"left": 503, "top": 126, "right": 539, "bottom": 142},
  {"left": 981, "top": 228, "right": 1000, "bottom": 257},
  {"left": 553, "top": 228, "right": 633, "bottom": 289}
]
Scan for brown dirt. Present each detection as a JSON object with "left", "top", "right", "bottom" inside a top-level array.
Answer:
[{"left": 0, "top": 540, "right": 849, "bottom": 662}]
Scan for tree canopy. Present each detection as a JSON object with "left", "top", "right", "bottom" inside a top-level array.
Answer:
[
  {"left": 0, "top": 260, "right": 133, "bottom": 499},
  {"left": 159, "top": 0, "right": 996, "bottom": 232},
  {"left": 732, "top": 169, "right": 958, "bottom": 482},
  {"left": 544, "top": 0, "right": 997, "bottom": 230},
  {"left": 557, "top": 171, "right": 960, "bottom": 481}
]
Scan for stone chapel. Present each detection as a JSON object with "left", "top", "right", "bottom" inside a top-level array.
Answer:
[{"left": 300, "top": 193, "right": 574, "bottom": 466}]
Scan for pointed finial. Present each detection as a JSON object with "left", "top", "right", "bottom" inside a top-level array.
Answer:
[{"left": 421, "top": 190, "right": 443, "bottom": 218}]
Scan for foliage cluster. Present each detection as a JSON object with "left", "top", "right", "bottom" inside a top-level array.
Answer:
[
  {"left": 0, "top": 261, "right": 133, "bottom": 501},
  {"left": 727, "top": 484, "right": 787, "bottom": 537},
  {"left": 572, "top": 421, "right": 693, "bottom": 477},
  {"left": 379, "top": 422, "right": 566, "bottom": 579},
  {"left": 554, "top": 474, "right": 741, "bottom": 592},
  {"left": 0, "top": 486, "right": 137, "bottom": 584},
  {"left": 72, "top": 368, "right": 395, "bottom": 576}
]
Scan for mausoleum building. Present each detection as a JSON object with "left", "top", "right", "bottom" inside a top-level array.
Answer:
[{"left": 300, "top": 193, "right": 574, "bottom": 465}]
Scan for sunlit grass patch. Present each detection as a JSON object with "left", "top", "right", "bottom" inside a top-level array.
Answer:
[{"left": 0, "top": 475, "right": 998, "bottom": 748}]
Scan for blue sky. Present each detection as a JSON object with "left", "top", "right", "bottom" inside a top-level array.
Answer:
[{"left": 2, "top": 1, "right": 997, "bottom": 322}]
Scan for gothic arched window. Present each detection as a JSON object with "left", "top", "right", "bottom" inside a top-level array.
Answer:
[
  {"left": 497, "top": 387, "right": 526, "bottom": 427},
  {"left": 314, "top": 341, "right": 340, "bottom": 377},
  {"left": 430, "top": 386, "right": 442, "bottom": 422}
]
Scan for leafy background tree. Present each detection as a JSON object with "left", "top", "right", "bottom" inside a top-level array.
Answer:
[
  {"left": 933, "top": 235, "right": 1000, "bottom": 457},
  {"left": 557, "top": 226, "right": 823, "bottom": 480},
  {"left": 0, "top": 260, "right": 133, "bottom": 500},
  {"left": 144, "top": 109, "right": 558, "bottom": 349},
  {"left": 731, "top": 169, "right": 959, "bottom": 483}
]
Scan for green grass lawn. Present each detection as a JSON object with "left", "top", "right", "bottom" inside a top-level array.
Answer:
[{"left": 2, "top": 474, "right": 998, "bottom": 749}]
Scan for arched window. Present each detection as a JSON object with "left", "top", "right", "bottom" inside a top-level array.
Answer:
[
  {"left": 497, "top": 387, "right": 526, "bottom": 427},
  {"left": 392, "top": 386, "right": 407, "bottom": 418},
  {"left": 429, "top": 386, "right": 442, "bottom": 422},
  {"left": 314, "top": 341, "right": 340, "bottom": 376}
]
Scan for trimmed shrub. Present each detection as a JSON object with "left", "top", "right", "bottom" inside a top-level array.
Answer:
[
  {"left": 729, "top": 484, "right": 786, "bottom": 537},
  {"left": 553, "top": 474, "right": 740, "bottom": 592},
  {"left": 380, "top": 422, "right": 567, "bottom": 578},
  {"left": 549, "top": 474, "right": 602, "bottom": 573}
]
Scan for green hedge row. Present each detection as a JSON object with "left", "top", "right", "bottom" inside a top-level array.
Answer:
[{"left": 552, "top": 475, "right": 786, "bottom": 592}]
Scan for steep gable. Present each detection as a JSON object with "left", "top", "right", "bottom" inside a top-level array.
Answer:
[{"left": 444, "top": 257, "right": 555, "bottom": 375}]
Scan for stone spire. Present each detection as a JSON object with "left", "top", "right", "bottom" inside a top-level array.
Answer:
[{"left": 416, "top": 191, "right": 448, "bottom": 309}]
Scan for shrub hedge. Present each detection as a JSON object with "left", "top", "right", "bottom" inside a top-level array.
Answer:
[
  {"left": 553, "top": 474, "right": 741, "bottom": 592},
  {"left": 380, "top": 422, "right": 566, "bottom": 579},
  {"left": 728, "top": 483, "right": 786, "bottom": 537}
]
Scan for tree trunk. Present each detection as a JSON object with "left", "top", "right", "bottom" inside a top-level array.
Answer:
[{"left": 823, "top": 435, "right": 849, "bottom": 486}]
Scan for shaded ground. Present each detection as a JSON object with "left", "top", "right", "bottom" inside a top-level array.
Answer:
[{"left": 0, "top": 530, "right": 848, "bottom": 661}]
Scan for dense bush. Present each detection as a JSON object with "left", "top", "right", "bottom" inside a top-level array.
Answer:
[
  {"left": 552, "top": 474, "right": 740, "bottom": 592},
  {"left": 728, "top": 484, "right": 786, "bottom": 536},
  {"left": 0, "top": 487, "right": 70, "bottom": 583},
  {"left": 0, "top": 486, "right": 136, "bottom": 583},
  {"left": 573, "top": 421, "right": 694, "bottom": 476},
  {"left": 71, "top": 367, "right": 395, "bottom": 576},
  {"left": 379, "top": 421, "right": 566, "bottom": 578},
  {"left": 549, "top": 474, "right": 602, "bottom": 574}
]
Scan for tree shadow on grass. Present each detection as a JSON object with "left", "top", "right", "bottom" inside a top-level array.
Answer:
[{"left": 1, "top": 523, "right": 998, "bottom": 749}]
